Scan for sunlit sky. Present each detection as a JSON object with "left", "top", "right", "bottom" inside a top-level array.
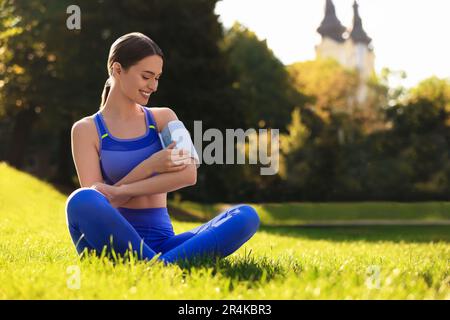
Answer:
[{"left": 215, "top": 0, "right": 450, "bottom": 88}]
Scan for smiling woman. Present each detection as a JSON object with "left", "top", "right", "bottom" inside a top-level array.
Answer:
[
  {"left": 65, "top": 32, "right": 260, "bottom": 266},
  {"left": 100, "top": 32, "right": 164, "bottom": 109}
]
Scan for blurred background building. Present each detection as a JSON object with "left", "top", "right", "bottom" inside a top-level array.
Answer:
[{"left": 316, "top": 0, "right": 374, "bottom": 105}]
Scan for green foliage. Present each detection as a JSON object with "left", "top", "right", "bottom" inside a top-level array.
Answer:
[
  {"left": 275, "top": 74, "right": 450, "bottom": 201},
  {"left": 288, "top": 58, "right": 359, "bottom": 117},
  {"left": 279, "top": 107, "right": 310, "bottom": 180},
  {"left": 222, "top": 22, "right": 306, "bottom": 130},
  {"left": 409, "top": 76, "right": 450, "bottom": 112},
  {"left": 382, "top": 82, "right": 450, "bottom": 197}
]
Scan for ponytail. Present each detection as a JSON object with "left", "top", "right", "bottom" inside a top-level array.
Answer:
[{"left": 99, "top": 78, "right": 111, "bottom": 109}]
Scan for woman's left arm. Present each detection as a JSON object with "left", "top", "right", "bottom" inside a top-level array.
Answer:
[
  {"left": 118, "top": 162, "right": 197, "bottom": 197},
  {"left": 92, "top": 158, "right": 196, "bottom": 205}
]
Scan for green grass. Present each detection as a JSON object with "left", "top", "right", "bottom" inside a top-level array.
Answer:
[
  {"left": 0, "top": 162, "right": 449, "bottom": 299},
  {"left": 169, "top": 199, "right": 450, "bottom": 225}
]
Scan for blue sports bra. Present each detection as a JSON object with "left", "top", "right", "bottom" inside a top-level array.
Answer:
[{"left": 93, "top": 105, "right": 163, "bottom": 185}]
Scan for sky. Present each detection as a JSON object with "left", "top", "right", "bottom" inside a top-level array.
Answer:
[{"left": 215, "top": 0, "right": 450, "bottom": 88}]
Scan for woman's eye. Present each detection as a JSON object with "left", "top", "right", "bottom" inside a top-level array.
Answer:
[{"left": 142, "top": 76, "right": 150, "bottom": 80}]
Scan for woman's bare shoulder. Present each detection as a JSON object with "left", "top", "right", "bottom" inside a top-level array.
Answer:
[
  {"left": 71, "top": 114, "right": 99, "bottom": 149},
  {"left": 72, "top": 114, "right": 97, "bottom": 134},
  {"left": 147, "top": 107, "right": 178, "bottom": 131}
]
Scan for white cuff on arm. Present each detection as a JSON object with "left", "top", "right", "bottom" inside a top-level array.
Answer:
[{"left": 158, "top": 120, "right": 200, "bottom": 168}]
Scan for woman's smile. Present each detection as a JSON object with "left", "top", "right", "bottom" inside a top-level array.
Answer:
[{"left": 139, "top": 89, "right": 151, "bottom": 99}]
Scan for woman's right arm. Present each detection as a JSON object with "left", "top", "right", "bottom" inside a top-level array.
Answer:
[
  {"left": 71, "top": 118, "right": 104, "bottom": 188},
  {"left": 113, "top": 141, "right": 190, "bottom": 187}
]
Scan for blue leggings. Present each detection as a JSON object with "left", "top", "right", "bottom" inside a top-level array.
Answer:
[{"left": 65, "top": 188, "right": 260, "bottom": 265}]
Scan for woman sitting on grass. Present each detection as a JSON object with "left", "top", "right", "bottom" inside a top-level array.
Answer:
[{"left": 65, "top": 32, "right": 260, "bottom": 265}]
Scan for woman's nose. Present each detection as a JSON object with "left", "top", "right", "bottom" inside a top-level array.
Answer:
[{"left": 148, "top": 80, "right": 158, "bottom": 91}]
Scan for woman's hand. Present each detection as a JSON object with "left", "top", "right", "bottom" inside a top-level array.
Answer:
[
  {"left": 147, "top": 141, "right": 192, "bottom": 174},
  {"left": 91, "top": 182, "right": 131, "bottom": 208}
]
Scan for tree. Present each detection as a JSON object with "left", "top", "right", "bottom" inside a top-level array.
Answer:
[
  {"left": 222, "top": 22, "right": 306, "bottom": 131},
  {"left": 0, "top": 0, "right": 64, "bottom": 170},
  {"left": 1, "top": 0, "right": 246, "bottom": 199},
  {"left": 287, "top": 58, "right": 359, "bottom": 118},
  {"left": 409, "top": 76, "right": 450, "bottom": 117}
]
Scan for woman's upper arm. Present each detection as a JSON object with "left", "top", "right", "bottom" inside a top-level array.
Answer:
[
  {"left": 153, "top": 107, "right": 197, "bottom": 185},
  {"left": 71, "top": 118, "right": 104, "bottom": 188},
  {"left": 152, "top": 107, "right": 178, "bottom": 131}
]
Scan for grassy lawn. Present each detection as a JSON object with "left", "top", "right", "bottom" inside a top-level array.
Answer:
[
  {"left": 169, "top": 200, "right": 450, "bottom": 225},
  {"left": 0, "top": 162, "right": 449, "bottom": 299}
]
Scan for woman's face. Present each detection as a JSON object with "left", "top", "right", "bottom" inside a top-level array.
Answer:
[{"left": 114, "top": 55, "right": 163, "bottom": 105}]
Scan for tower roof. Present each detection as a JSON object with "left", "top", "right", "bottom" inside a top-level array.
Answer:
[
  {"left": 317, "top": 0, "right": 346, "bottom": 43},
  {"left": 349, "top": 1, "right": 372, "bottom": 45}
]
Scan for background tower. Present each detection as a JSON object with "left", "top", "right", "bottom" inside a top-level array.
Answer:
[
  {"left": 315, "top": 0, "right": 347, "bottom": 66},
  {"left": 316, "top": 0, "right": 375, "bottom": 106}
]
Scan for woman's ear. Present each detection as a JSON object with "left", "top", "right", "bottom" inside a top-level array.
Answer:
[{"left": 111, "top": 62, "right": 122, "bottom": 78}]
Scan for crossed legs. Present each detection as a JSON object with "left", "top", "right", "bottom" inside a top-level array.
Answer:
[{"left": 65, "top": 188, "right": 260, "bottom": 265}]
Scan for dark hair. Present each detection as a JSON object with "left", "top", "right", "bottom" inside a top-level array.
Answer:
[{"left": 100, "top": 32, "right": 164, "bottom": 108}]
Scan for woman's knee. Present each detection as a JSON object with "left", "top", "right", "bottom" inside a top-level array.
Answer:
[
  {"left": 65, "top": 187, "right": 108, "bottom": 218},
  {"left": 235, "top": 204, "right": 260, "bottom": 234}
]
